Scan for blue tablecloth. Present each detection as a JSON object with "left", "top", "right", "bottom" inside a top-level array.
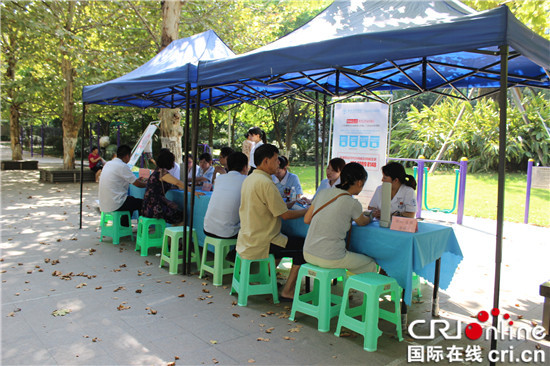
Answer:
[
  {"left": 129, "top": 185, "right": 463, "bottom": 305},
  {"left": 129, "top": 186, "right": 212, "bottom": 247},
  {"left": 281, "top": 218, "right": 463, "bottom": 306}
]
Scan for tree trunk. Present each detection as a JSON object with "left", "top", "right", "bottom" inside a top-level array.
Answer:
[
  {"left": 5, "top": 30, "right": 22, "bottom": 161},
  {"left": 159, "top": 109, "right": 183, "bottom": 164},
  {"left": 61, "top": 2, "right": 79, "bottom": 170},
  {"left": 208, "top": 107, "right": 213, "bottom": 149},
  {"left": 61, "top": 56, "right": 78, "bottom": 169},
  {"left": 9, "top": 104, "right": 22, "bottom": 160},
  {"left": 159, "top": 0, "right": 183, "bottom": 163}
]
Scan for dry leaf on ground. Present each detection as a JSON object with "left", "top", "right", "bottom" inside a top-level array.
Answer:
[
  {"left": 257, "top": 337, "right": 270, "bottom": 342},
  {"left": 52, "top": 308, "right": 72, "bottom": 316}
]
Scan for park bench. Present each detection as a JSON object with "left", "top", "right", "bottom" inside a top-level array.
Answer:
[
  {"left": 1, "top": 160, "right": 38, "bottom": 170},
  {"left": 39, "top": 168, "right": 95, "bottom": 183}
]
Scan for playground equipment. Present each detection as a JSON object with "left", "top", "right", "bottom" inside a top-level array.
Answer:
[
  {"left": 390, "top": 157, "right": 468, "bottom": 224},
  {"left": 414, "top": 166, "right": 460, "bottom": 214}
]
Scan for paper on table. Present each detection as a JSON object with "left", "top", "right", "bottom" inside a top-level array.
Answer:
[{"left": 390, "top": 216, "right": 418, "bottom": 233}]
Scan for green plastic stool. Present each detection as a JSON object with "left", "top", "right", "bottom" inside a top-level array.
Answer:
[
  {"left": 335, "top": 272, "right": 403, "bottom": 352},
  {"left": 159, "top": 226, "right": 200, "bottom": 274},
  {"left": 230, "top": 253, "right": 279, "bottom": 306},
  {"left": 412, "top": 272, "right": 422, "bottom": 299},
  {"left": 199, "top": 236, "right": 236, "bottom": 286},
  {"left": 100, "top": 211, "right": 133, "bottom": 245},
  {"left": 135, "top": 217, "right": 166, "bottom": 256},
  {"left": 289, "top": 263, "right": 347, "bottom": 332}
]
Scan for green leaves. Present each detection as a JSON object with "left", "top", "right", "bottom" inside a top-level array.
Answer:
[{"left": 392, "top": 90, "right": 550, "bottom": 172}]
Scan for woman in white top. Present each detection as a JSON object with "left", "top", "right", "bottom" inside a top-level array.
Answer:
[
  {"left": 368, "top": 162, "right": 417, "bottom": 218},
  {"left": 312, "top": 157, "right": 346, "bottom": 199},
  {"left": 303, "top": 162, "right": 377, "bottom": 274},
  {"left": 246, "top": 127, "right": 266, "bottom": 171}
]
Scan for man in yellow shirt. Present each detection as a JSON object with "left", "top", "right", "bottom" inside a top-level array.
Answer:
[{"left": 237, "top": 144, "right": 307, "bottom": 300}]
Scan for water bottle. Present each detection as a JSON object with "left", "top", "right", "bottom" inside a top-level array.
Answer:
[{"left": 290, "top": 186, "right": 297, "bottom": 202}]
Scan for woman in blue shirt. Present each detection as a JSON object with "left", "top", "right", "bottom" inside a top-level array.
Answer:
[{"left": 272, "top": 155, "right": 303, "bottom": 200}]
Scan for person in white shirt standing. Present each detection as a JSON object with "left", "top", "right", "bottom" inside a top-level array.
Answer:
[
  {"left": 203, "top": 152, "right": 249, "bottom": 239},
  {"left": 99, "top": 145, "right": 146, "bottom": 225},
  {"left": 245, "top": 126, "right": 266, "bottom": 173}
]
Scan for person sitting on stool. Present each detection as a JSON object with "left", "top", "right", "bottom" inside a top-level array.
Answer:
[{"left": 99, "top": 144, "right": 146, "bottom": 226}]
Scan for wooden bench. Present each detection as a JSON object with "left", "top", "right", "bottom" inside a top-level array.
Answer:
[
  {"left": 39, "top": 168, "right": 96, "bottom": 183},
  {"left": 1, "top": 160, "right": 38, "bottom": 170}
]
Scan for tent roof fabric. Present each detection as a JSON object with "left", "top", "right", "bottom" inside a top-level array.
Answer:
[
  {"left": 82, "top": 1, "right": 549, "bottom": 109},
  {"left": 82, "top": 30, "right": 234, "bottom": 107}
]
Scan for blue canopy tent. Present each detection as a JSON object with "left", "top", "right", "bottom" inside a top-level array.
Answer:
[{"left": 82, "top": 2, "right": 549, "bottom": 358}]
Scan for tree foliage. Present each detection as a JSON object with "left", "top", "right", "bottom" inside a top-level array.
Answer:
[
  {"left": 463, "top": 0, "right": 549, "bottom": 40},
  {"left": 391, "top": 89, "right": 550, "bottom": 172}
]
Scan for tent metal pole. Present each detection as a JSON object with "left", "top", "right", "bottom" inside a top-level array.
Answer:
[
  {"left": 315, "top": 92, "right": 319, "bottom": 190},
  {"left": 79, "top": 103, "right": 86, "bottom": 229},
  {"left": 188, "top": 87, "right": 201, "bottom": 275},
  {"left": 321, "top": 94, "right": 327, "bottom": 183},
  {"left": 181, "top": 83, "right": 191, "bottom": 275},
  {"left": 490, "top": 45, "right": 508, "bottom": 366}
]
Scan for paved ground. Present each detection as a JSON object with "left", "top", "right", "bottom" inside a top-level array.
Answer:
[{"left": 1, "top": 144, "right": 549, "bottom": 365}]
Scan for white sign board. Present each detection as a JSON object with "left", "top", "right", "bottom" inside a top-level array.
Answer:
[
  {"left": 128, "top": 122, "right": 159, "bottom": 168},
  {"left": 331, "top": 102, "right": 389, "bottom": 206}
]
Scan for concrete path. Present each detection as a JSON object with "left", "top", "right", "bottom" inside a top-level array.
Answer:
[{"left": 1, "top": 144, "right": 549, "bottom": 365}]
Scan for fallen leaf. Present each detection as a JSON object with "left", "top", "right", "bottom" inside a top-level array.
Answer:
[
  {"left": 167, "top": 363, "right": 175, "bottom": 366},
  {"left": 119, "top": 264, "right": 126, "bottom": 268},
  {"left": 7, "top": 312, "right": 15, "bottom": 317},
  {"left": 201, "top": 282, "right": 208, "bottom": 286},
  {"left": 76, "top": 283, "right": 87, "bottom": 288},
  {"left": 260, "top": 313, "right": 268, "bottom": 317},
  {"left": 283, "top": 336, "right": 295, "bottom": 340},
  {"left": 232, "top": 301, "right": 237, "bottom": 306},
  {"left": 165, "top": 281, "right": 171, "bottom": 284},
  {"left": 174, "top": 356, "right": 180, "bottom": 360},
  {"left": 117, "top": 304, "right": 131, "bottom": 311},
  {"left": 148, "top": 309, "right": 157, "bottom": 315},
  {"left": 52, "top": 309, "right": 71, "bottom": 316},
  {"left": 213, "top": 358, "right": 219, "bottom": 364},
  {"left": 135, "top": 289, "right": 142, "bottom": 294},
  {"left": 44, "top": 258, "right": 51, "bottom": 263},
  {"left": 248, "top": 359, "right": 255, "bottom": 363},
  {"left": 257, "top": 337, "right": 270, "bottom": 342},
  {"left": 51, "top": 259, "right": 59, "bottom": 265},
  {"left": 265, "top": 327, "right": 275, "bottom": 333},
  {"left": 26, "top": 271, "right": 32, "bottom": 274},
  {"left": 70, "top": 237, "right": 77, "bottom": 241},
  {"left": 515, "top": 304, "right": 520, "bottom": 307},
  {"left": 288, "top": 327, "right": 301, "bottom": 333},
  {"left": 531, "top": 321, "right": 538, "bottom": 326},
  {"left": 144, "top": 260, "right": 152, "bottom": 266},
  {"left": 232, "top": 313, "right": 240, "bottom": 318},
  {"left": 266, "top": 311, "right": 275, "bottom": 315},
  {"left": 113, "top": 269, "right": 121, "bottom": 273},
  {"left": 14, "top": 293, "right": 20, "bottom": 296},
  {"left": 181, "top": 279, "right": 186, "bottom": 283},
  {"left": 92, "top": 337, "right": 101, "bottom": 342},
  {"left": 113, "top": 286, "right": 125, "bottom": 292},
  {"left": 517, "top": 315, "right": 524, "bottom": 319},
  {"left": 95, "top": 286, "right": 102, "bottom": 290},
  {"left": 178, "top": 294, "right": 185, "bottom": 298},
  {"left": 197, "top": 296, "right": 206, "bottom": 301},
  {"left": 209, "top": 340, "right": 217, "bottom": 344},
  {"left": 56, "top": 239, "right": 61, "bottom": 242},
  {"left": 536, "top": 344, "right": 541, "bottom": 350}
]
